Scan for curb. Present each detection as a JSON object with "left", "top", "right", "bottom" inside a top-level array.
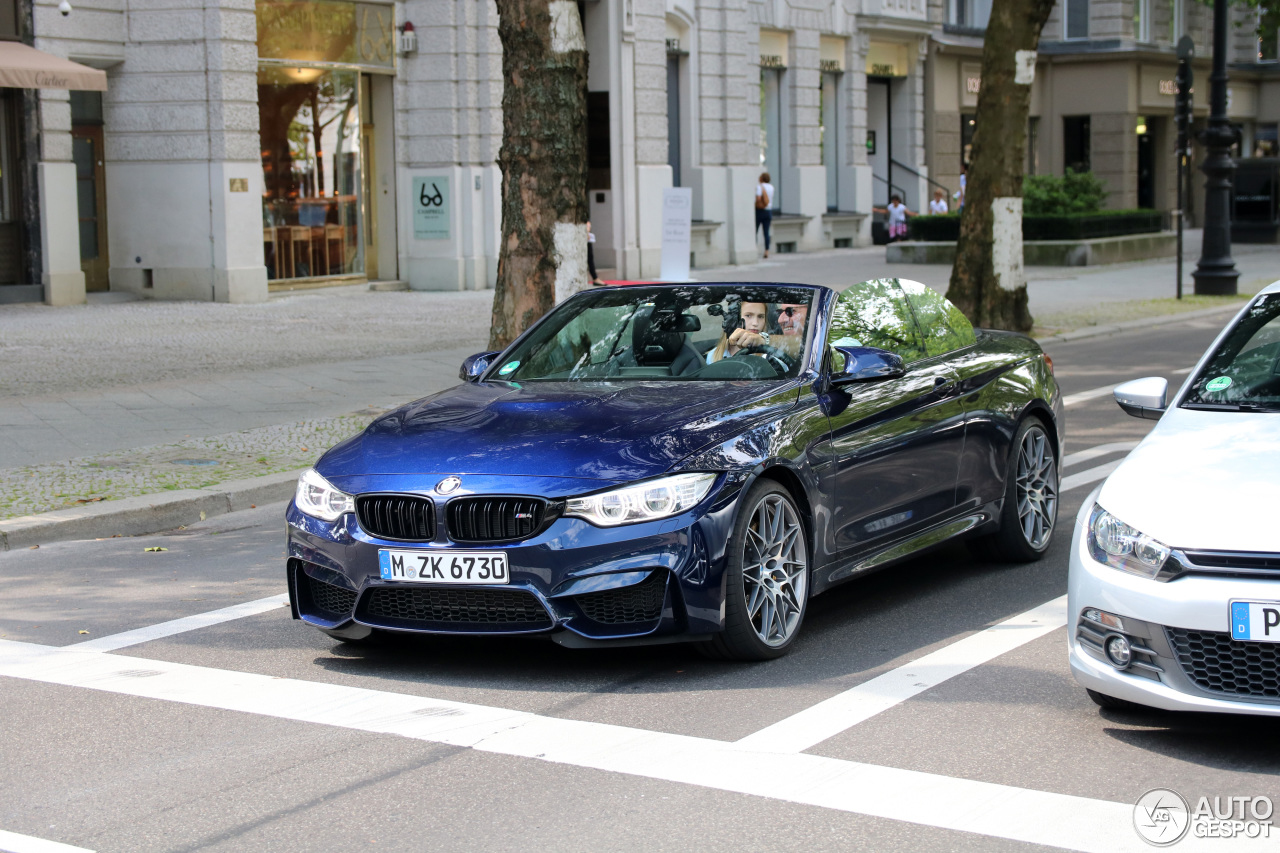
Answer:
[
  {"left": 1035, "top": 302, "right": 1246, "bottom": 345},
  {"left": 0, "top": 469, "right": 303, "bottom": 551}
]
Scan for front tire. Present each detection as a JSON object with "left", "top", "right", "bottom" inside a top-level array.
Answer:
[
  {"left": 704, "top": 480, "right": 809, "bottom": 661},
  {"left": 971, "top": 416, "right": 1059, "bottom": 563}
]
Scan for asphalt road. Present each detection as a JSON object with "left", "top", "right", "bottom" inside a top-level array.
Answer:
[{"left": 2, "top": 314, "right": 1277, "bottom": 853}]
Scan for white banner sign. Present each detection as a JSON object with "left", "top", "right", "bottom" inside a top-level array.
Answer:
[{"left": 659, "top": 187, "right": 693, "bottom": 281}]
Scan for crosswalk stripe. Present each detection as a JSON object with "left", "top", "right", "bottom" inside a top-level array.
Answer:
[{"left": 0, "top": 637, "right": 1227, "bottom": 853}]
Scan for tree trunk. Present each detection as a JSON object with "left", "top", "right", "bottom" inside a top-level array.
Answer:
[
  {"left": 945, "top": 0, "right": 1055, "bottom": 332},
  {"left": 489, "top": 0, "right": 590, "bottom": 350}
]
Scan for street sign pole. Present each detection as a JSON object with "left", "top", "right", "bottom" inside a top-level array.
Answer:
[{"left": 1175, "top": 36, "right": 1194, "bottom": 301}]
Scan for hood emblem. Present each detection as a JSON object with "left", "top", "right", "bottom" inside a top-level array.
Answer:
[{"left": 435, "top": 476, "right": 462, "bottom": 495}]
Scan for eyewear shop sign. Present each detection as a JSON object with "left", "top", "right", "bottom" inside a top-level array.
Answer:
[{"left": 413, "top": 176, "right": 451, "bottom": 240}]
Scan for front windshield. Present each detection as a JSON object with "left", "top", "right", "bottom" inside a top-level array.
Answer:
[
  {"left": 491, "top": 285, "right": 817, "bottom": 382},
  {"left": 1183, "top": 293, "right": 1280, "bottom": 411}
]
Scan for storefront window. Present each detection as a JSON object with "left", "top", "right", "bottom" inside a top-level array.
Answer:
[
  {"left": 1256, "top": 124, "right": 1278, "bottom": 157},
  {"left": 256, "top": 0, "right": 394, "bottom": 282},
  {"left": 259, "top": 67, "right": 361, "bottom": 279}
]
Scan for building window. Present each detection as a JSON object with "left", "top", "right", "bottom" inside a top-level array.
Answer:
[
  {"left": 961, "top": 113, "right": 976, "bottom": 169},
  {"left": 821, "top": 72, "right": 840, "bottom": 211},
  {"left": 1064, "top": 115, "right": 1091, "bottom": 173},
  {"left": 760, "top": 68, "right": 782, "bottom": 209},
  {"left": 258, "top": 67, "right": 363, "bottom": 280},
  {"left": 1134, "top": 0, "right": 1151, "bottom": 42},
  {"left": 949, "top": 0, "right": 992, "bottom": 29},
  {"left": 1027, "top": 116, "right": 1040, "bottom": 176},
  {"left": 1260, "top": 9, "right": 1279, "bottom": 61},
  {"left": 1170, "top": 0, "right": 1184, "bottom": 43},
  {"left": 1065, "top": 0, "right": 1089, "bottom": 40},
  {"left": 1257, "top": 123, "right": 1278, "bottom": 157},
  {"left": 667, "top": 53, "right": 682, "bottom": 187}
]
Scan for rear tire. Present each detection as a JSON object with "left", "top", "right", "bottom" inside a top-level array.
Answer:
[
  {"left": 702, "top": 480, "right": 809, "bottom": 661},
  {"left": 970, "top": 416, "right": 1059, "bottom": 563}
]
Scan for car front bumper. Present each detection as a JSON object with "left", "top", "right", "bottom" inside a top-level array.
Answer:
[
  {"left": 286, "top": 476, "right": 741, "bottom": 645},
  {"left": 1067, "top": 506, "right": 1280, "bottom": 716}
]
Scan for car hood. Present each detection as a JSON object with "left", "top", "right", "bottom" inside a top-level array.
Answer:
[
  {"left": 318, "top": 380, "right": 800, "bottom": 482},
  {"left": 1097, "top": 408, "right": 1280, "bottom": 552}
]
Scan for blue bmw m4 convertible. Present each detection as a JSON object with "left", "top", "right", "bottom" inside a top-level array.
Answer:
[{"left": 286, "top": 279, "right": 1063, "bottom": 660}]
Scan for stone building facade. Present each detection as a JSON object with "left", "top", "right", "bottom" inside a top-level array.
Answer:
[
  {"left": 925, "top": 0, "right": 1280, "bottom": 221},
  {"left": 11, "top": 0, "right": 1279, "bottom": 306}
]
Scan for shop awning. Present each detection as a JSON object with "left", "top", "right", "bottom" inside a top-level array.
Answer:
[{"left": 0, "top": 42, "right": 106, "bottom": 91}]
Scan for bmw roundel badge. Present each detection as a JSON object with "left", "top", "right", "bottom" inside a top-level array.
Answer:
[{"left": 435, "top": 476, "right": 462, "bottom": 494}]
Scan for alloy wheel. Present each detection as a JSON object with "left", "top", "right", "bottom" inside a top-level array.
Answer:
[
  {"left": 1015, "top": 426, "right": 1058, "bottom": 550},
  {"left": 741, "top": 494, "right": 808, "bottom": 647}
]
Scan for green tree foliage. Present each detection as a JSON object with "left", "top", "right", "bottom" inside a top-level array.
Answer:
[
  {"left": 827, "top": 279, "right": 974, "bottom": 365},
  {"left": 1021, "top": 170, "right": 1109, "bottom": 216}
]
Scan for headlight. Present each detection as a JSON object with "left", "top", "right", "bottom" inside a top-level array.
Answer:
[
  {"left": 1086, "top": 504, "right": 1170, "bottom": 579},
  {"left": 295, "top": 468, "right": 354, "bottom": 522},
  {"left": 565, "top": 473, "right": 717, "bottom": 527}
]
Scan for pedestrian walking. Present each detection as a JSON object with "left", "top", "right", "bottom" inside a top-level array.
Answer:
[
  {"left": 587, "top": 220, "right": 603, "bottom": 285},
  {"left": 755, "top": 172, "right": 774, "bottom": 258},
  {"left": 873, "top": 195, "right": 915, "bottom": 243}
]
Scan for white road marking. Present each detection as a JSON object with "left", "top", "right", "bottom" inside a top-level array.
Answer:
[
  {"left": 1061, "top": 441, "right": 1140, "bottom": 469},
  {"left": 0, "top": 829, "right": 94, "bottom": 853},
  {"left": 735, "top": 596, "right": 1067, "bottom": 754},
  {"left": 1062, "top": 384, "right": 1119, "bottom": 407},
  {"left": 69, "top": 595, "right": 289, "bottom": 652},
  {"left": 1, "top": 637, "right": 1247, "bottom": 853},
  {"left": 1172, "top": 366, "right": 1194, "bottom": 374},
  {"left": 1061, "top": 460, "right": 1124, "bottom": 493}
]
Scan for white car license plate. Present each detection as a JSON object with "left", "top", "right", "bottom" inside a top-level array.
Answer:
[
  {"left": 1230, "top": 600, "right": 1280, "bottom": 642},
  {"left": 379, "top": 549, "right": 509, "bottom": 584}
]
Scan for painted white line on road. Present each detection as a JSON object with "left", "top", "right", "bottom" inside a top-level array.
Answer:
[
  {"left": 1062, "top": 460, "right": 1124, "bottom": 493},
  {"left": 0, "top": 637, "right": 1217, "bottom": 853},
  {"left": 1062, "top": 441, "right": 1140, "bottom": 469},
  {"left": 1062, "top": 384, "right": 1119, "bottom": 407},
  {"left": 735, "top": 596, "right": 1068, "bottom": 754},
  {"left": 69, "top": 595, "right": 289, "bottom": 653},
  {"left": 1172, "top": 366, "right": 1195, "bottom": 374},
  {"left": 0, "top": 829, "right": 94, "bottom": 853}
]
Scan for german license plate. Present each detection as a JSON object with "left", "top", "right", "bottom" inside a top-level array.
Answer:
[
  {"left": 1230, "top": 601, "right": 1280, "bottom": 642},
  {"left": 378, "top": 549, "right": 509, "bottom": 584}
]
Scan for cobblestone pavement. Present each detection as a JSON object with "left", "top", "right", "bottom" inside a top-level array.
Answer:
[{"left": 0, "top": 410, "right": 377, "bottom": 520}]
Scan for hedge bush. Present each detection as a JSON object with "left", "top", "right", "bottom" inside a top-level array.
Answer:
[
  {"left": 1023, "top": 170, "right": 1109, "bottom": 216},
  {"left": 907, "top": 210, "right": 1162, "bottom": 242}
]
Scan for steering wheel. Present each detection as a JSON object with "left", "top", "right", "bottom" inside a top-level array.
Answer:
[{"left": 736, "top": 343, "right": 794, "bottom": 377}]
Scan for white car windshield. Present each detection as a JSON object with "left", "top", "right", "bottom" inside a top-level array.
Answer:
[{"left": 1183, "top": 293, "right": 1280, "bottom": 412}]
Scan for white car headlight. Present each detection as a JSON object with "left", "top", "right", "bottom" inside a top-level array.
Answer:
[
  {"left": 1086, "top": 504, "right": 1170, "bottom": 579},
  {"left": 295, "top": 468, "right": 354, "bottom": 522},
  {"left": 565, "top": 473, "right": 717, "bottom": 527}
]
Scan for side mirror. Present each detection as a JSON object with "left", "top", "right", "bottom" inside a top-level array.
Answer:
[
  {"left": 459, "top": 351, "right": 501, "bottom": 382},
  {"left": 829, "top": 346, "right": 905, "bottom": 386},
  {"left": 1114, "top": 376, "right": 1168, "bottom": 420}
]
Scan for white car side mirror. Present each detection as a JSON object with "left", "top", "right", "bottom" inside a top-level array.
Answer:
[{"left": 1114, "top": 376, "right": 1168, "bottom": 420}]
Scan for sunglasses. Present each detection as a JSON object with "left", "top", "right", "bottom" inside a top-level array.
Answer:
[{"left": 777, "top": 306, "right": 804, "bottom": 317}]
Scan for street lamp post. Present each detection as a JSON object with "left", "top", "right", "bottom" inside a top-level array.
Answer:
[{"left": 1192, "top": 0, "right": 1239, "bottom": 295}]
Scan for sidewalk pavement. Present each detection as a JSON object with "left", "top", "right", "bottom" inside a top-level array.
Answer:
[{"left": 1, "top": 231, "right": 1275, "bottom": 546}]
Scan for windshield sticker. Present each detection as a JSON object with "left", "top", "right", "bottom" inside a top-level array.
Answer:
[
  {"left": 498, "top": 360, "right": 520, "bottom": 376},
  {"left": 1205, "top": 376, "right": 1232, "bottom": 392}
]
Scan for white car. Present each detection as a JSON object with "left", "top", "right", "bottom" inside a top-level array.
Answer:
[{"left": 1068, "top": 281, "right": 1280, "bottom": 716}]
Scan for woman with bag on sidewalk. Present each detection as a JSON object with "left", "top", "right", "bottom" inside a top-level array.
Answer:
[{"left": 755, "top": 173, "right": 774, "bottom": 258}]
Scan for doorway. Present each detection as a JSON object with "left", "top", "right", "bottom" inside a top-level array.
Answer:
[
  {"left": 1136, "top": 123, "right": 1155, "bottom": 209},
  {"left": 72, "top": 91, "right": 109, "bottom": 292},
  {"left": 359, "top": 74, "right": 379, "bottom": 281},
  {"left": 71, "top": 125, "right": 108, "bottom": 292}
]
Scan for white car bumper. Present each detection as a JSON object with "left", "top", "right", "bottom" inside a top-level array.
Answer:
[{"left": 1067, "top": 503, "right": 1280, "bottom": 716}]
